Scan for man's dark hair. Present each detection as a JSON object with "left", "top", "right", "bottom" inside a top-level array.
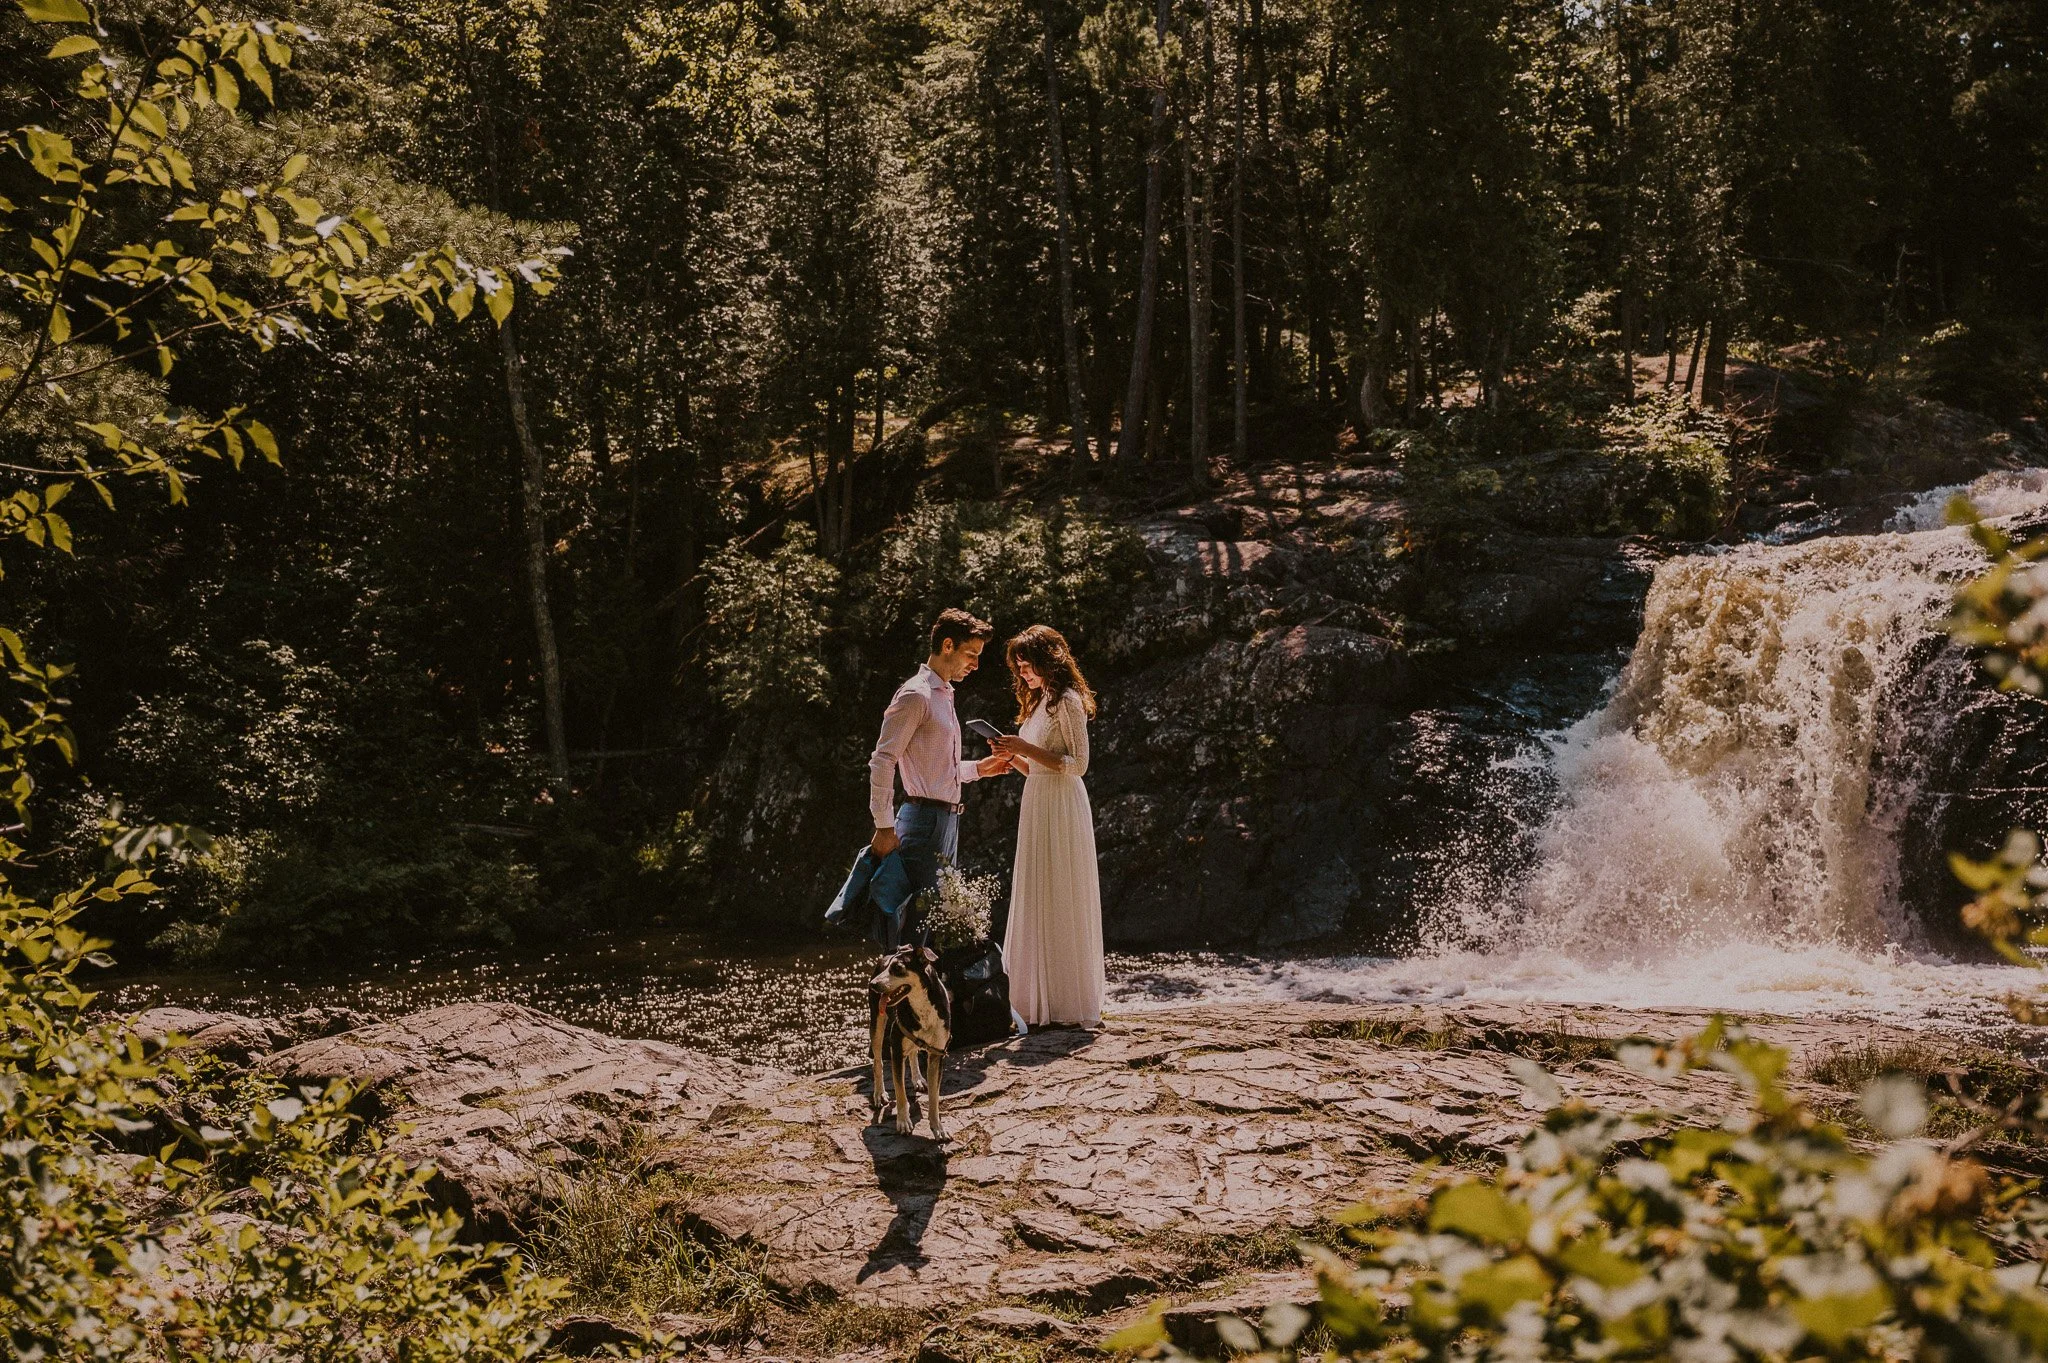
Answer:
[{"left": 930, "top": 608, "right": 994, "bottom": 655}]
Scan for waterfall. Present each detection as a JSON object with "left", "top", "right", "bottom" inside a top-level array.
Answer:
[
  {"left": 1112, "top": 472, "right": 2048, "bottom": 1025},
  {"left": 1444, "top": 530, "right": 1986, "bottom": 960}
]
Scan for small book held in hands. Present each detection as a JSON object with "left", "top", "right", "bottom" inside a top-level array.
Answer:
[{"left": 963, "top": 718, "right": 1009, "bottom": 743}]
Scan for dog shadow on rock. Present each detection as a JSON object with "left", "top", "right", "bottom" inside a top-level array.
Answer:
[
  {"left": 849, "top": 1029, "right": 1097, "bottom": 1281},
  {"left": 855, "top": 1127, "right": 952, "bottom": 1281}
]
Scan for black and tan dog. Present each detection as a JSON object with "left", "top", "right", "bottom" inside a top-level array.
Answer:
[{"left": 869, "top": 944, "right": 953, "bottom": 1139}]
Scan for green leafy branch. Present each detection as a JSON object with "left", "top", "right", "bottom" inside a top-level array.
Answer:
[
  {"left": 1115, "top": 1022, "right": 2048, "bottom": 1363},
  {"left": 1, "top": 0, "right": 566, "bottom": 502},
  {"left": 1947, "top": 496, "right": 2048, "bottom": 1001}
]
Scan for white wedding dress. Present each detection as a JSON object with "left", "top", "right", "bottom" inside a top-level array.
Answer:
[{"left": 1002, "top": 687, "right": 1104, "bottom": 1027}]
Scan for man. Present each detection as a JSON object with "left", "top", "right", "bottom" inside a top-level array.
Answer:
[{"left": 870, "top": 609, "right": 1010, "bottom": 925}]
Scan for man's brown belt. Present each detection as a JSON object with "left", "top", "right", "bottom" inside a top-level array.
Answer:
[{"left": 904, "top": 795, "right": 964, "bottom": 814}]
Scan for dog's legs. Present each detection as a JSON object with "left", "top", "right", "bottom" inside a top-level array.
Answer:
[
  {"left": 894, "top": 1043, "right": 917, "bottom": 1135},
  {"left": 869, "top": 1005, "right": 888, "bottom": 1126},
  {"left": 926, "top": 1046, "right": 946, "bottom": 1141}
]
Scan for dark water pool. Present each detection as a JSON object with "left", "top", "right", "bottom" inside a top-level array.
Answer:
[{"left": 93, "top": 932, "right": 1260, "bottom": 1074}]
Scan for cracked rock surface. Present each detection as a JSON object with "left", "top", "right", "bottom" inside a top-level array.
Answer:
[{"left": 261, "top": 997, "right": 1945, "bottom": 1312}]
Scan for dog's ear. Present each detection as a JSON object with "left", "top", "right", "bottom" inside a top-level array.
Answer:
[{"left": 921, "top": 946, "right": 938, "bottom": 965}]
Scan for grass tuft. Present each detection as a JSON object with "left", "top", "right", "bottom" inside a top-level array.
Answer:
[
  {"left": 526, "top": 1128, "right": 772, "bottom": 1334},
  {"left": 780, "top": 1296, "right": 927, "bottom": 1354},
  {"left": 1805, "top": 1040, "right": 1953, "bottom": 1091}
]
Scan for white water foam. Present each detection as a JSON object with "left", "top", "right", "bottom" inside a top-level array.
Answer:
[
  {"left": 1109, "top": 945, "right": 2028, "bottom": 1030},
  {"left": 1117, "top": 509, "right": 2048, "bottom": 1030},
  {"left": 1887, "top": 467, "right": 2048, "bottom": 532}
]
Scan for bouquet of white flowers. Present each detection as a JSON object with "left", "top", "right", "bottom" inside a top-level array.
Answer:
[{"left": 920, "top": 859, "right": 1001, "bottom": 950}]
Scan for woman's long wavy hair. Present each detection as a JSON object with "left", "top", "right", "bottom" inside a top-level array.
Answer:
[{"left": 1007, "top": 625, "right": 1098, "bottom": 724}]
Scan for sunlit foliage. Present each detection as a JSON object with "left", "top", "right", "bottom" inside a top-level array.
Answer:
[{"left": 1116, "top": 1023, "right": 2048, "bottom": 1363}]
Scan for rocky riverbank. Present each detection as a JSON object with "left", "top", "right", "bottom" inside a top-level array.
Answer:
[{"left": 137, "top": 996, "right": 2048, "bottom": 1360}]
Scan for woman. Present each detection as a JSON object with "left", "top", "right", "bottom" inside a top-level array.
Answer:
[{"left": 991, "top": 625, "right": 1104, "bottom": 1028}]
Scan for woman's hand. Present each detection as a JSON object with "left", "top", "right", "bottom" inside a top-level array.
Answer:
[{"left": 992, "top": 735, "right": 1054, "bottom": 767}]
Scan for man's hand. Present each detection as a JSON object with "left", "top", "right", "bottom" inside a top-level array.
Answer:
[
  {"left": 871, "top": 827, "right": 901, "bottom": 857},
  {"left": 976, "top": 753, "right": 1013, "bottom": 778}
]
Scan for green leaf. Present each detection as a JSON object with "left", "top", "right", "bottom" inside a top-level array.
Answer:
[
  {"left": 1429, "top": 1182, "right": 1531, "bottom": 1246},
  {"left": 1555, "top": 1236, "right": 1641, "bottom": 1288},
  {"left": 128, "top": 99, "right": 168, "bottom": 140},
  {"left": 1102, "top": 1302, "right": 1167, "bottom": 1354},
  {"left": 281, "top": 151, "right": 309, "bottom": 184},
  {"left": 1791, "top": 1289, "right": 1890, "bottom": 1349},
  {"left": 18, "top": 0, "right": 91, "bottom": 21},
  {"left": 24, "top": 127, "right": 77, "bottom": 181},
  {"left": 1316, "top": 1278, "right": 1384, "bottom": 1347},
  {"left": 236, "top": 38, "right": 273, "bottom": 103},
  {"left": 1214, "top": 1315, "right": 1260, "bottom": 1352},
  {"left": 245, "top": 420, "right": 278, "bottom": 463},
  {"left": 1456, "top": 1255, "right": 1552, "bottom": 1319},
  {"left": 1950, "top": 850, "right": 2007, "bottom": 892},
  {"left": 211, "top": 63, "right": 239, "bottom": 111},
  {"left": 47, "top": 306, "right": 70, "bottom": 345},
  {"left": 485, "top": 279, "right": 514, "bottom": 325},
  {"left": 46, "top": 33, "right": 97, "bottom": 56}
]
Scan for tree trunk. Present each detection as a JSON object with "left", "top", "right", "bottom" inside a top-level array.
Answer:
[
  {"left": 1405, "top": 316, "right": 1423, "bottom": 420},
  {"left": 1483, "top": 327, "right": 1506, "bottom": 413},
  {"left": 1230, "top": 0, "right": 1248, "bottom": 462},
  {"left": 1684, "top": 324, "right": 1705, "bottom": 400},
  {"left": 1664, "top": 325, "right": 1679, "bottom": 389},
  {"left": 500, "top": 316, "right": 571, "bottom": 791},
  {"left": 840, "top": 377, "right": 859, "bottom": 553},
  {"left": 1358, "top": 306, "right": 1389, "bottom": 433},
  {"left": 1613, "top": 0, "right": 1636, "bottom": 405},
  {"left": 1181, "top": 138, "right": 1208, "bottom": 486},
  {"left": 1701, "top": 311, "right": 1730, "bottom": 409},
  {"left": 586, "top": 358, "right": 611, "bottom": 472},
  {"left": 1041, "top": 2, "right": 1096, "bottom": 469},
  {"left": 461, "top": 10, "right": 569, "bottom": 792},
  {"left": 1620, "top": 288, "right": 1636, "bottom": 402},
  {"left": 1196, "top": 0, "right": 1216, "bottom": 473},
  {"left": 1115, "top": 0, "right": 1174, "bottom": 469},
  {"left": 1181, "top": 24, "right": 1215, "bottom": 493},
  {"left": 1081, "top": 85, "right": 1118, "bottom": 447}
]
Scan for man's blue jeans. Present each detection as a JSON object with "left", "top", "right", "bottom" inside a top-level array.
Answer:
[{"left": 894, "top": 801, "right": 959, "bottom": 940}]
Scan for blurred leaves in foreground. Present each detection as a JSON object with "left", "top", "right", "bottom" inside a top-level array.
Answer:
[{"left": 1118, "top": 1021, "right": 2048, "bottom": 1363}]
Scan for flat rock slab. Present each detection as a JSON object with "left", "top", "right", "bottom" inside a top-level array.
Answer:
[
  {"left": 264, "top": 1002, "right": 793, "bottom": 1234},
  {"left": 267, "top": 998, "right": 1959, "bottom": 1311}
]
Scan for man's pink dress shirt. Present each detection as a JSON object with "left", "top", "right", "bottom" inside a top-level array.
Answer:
[{"left": 869, "top": 664, "right": 983, "bottom": 828}]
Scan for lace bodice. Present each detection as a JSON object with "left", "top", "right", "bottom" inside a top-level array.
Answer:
[{"left": 1019, "top": 687, "right": 1090, "bottom": 778}]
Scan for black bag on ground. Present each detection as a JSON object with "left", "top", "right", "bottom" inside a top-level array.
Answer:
[{"left": 936, "top": 939, "right": 1013, "bottom": 1049}]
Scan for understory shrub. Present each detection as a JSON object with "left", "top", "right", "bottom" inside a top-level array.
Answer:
[
  {"left": 1399, "top": 395, "right": 1730, "bottom": 540},
  {"left": 851, "top": 493, "right": 1152, "bottom": 667},
  {"left": 188, "top": 827, "right": 546, "bottom": 963},
  {"left": 1592, "top": 393, "right": 1732, "bottom": 538},
  {"left": 1922, "top": 321, "right": 2048, "bottom": 424},
  {"left": 2, "top": 882, "right": 572, "bottom": 1360}
]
